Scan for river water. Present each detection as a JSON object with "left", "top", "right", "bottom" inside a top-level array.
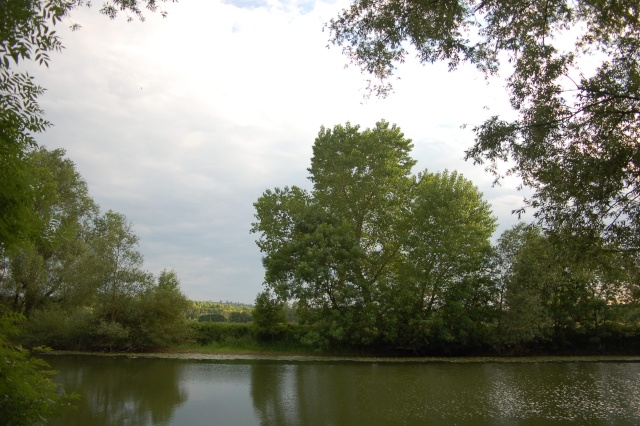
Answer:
[{"left": 45, "top": 355, "right": 640, "bottom": 425}]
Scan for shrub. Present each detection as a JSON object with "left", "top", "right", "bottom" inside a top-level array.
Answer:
[
  {"left": 0, "top": 310, "right": 77, "bottom": 425},
  {"left": 188, "top": 322, "right": 252, "bottom": 345}
]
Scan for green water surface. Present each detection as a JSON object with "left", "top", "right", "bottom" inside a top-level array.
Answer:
[{"left": 45, "top": 355, "right": 640, "bottom": 425}]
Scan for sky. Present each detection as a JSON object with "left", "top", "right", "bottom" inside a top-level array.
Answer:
[{"left": 24, "top": 0, "right": 530, "bottom": 304}]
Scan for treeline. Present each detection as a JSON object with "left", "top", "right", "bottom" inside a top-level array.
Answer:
[
  {"left": 3, "top": 130, "right": 640, "bottom": 358},
  {"left": 251, "top": 122, "right": 640, "bottom": 356},
  {"left": 0, "top": 147, "right": 191, "bottom": 352},
  {"left": 188, "top": 301, "right": 253, "bottom": 323},
  {"left": 189, "top": 300, "right": 299, "bottom": 324}
]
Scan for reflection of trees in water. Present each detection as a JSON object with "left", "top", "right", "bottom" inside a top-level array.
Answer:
[
  {"left": 255, "top": 362, "right": 640, "bottom": 425},
  {"left": 47, "top": 356, "right": 188, "bottom": 426},
  {"left": 294, "top": 364, "right": 368, "bottom": 425},
  {"left": 250, "top": 363, "right": 393, "bottom": 426},
  {"left": 251, "top": 363, "right": 395, "bottom": 425},
  {"left": 251, "top": 363, "right": 497, "bottom": 425},
  {"left": 486, "top": 363, "right": 640, "bottom": 422},
  {"left": 251, "top": 363, "right": 299, "bottom": 425},
  {"left": 50, "top": 357, "right": 639, "bottom": 425}
]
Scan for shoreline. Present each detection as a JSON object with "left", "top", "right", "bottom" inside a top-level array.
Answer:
[{"left": 44, "top": 350, "right": 640, "bottom": 364}]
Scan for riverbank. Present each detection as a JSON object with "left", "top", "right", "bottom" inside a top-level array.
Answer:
[{"left": 47, "top": 349, "right": 640, "bottom": 363}]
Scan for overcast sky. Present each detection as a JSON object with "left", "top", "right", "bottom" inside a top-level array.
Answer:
[{"left": 24, "top": 0, "right": 530, "bottom": 304}]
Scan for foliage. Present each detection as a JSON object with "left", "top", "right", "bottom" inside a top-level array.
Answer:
[
  {"left": 491, "top": 223, "right": 640, "bottom": 353},
  {"left": 188, "top": 300, "right": 253, "bottom": 322},
  {"left": 188, "top": 322, "right": 253, "bottom": 346},
  {"left": 124, "top": 270, "right": 191, "bottom": 350},
  {"left": 252, "top": 121, "right": 496, "bottom": 351},
  {"left": 252, "top": 290, "right": 288, "bottom": 341},
  {"left": 197, "top": 311, "right": 227, "bottom": 322},
  {"left": 0, "top": 0, "right": 173, "bottom": 253},
  {"left": 0, "top": 148, "right": 191, "bottom": 352},
  {"left": 0, "top": 310, "right": 76, "bottom": 425},
  {"left": 327, "top": 0, "right": 640, "bottom": 249},
  {"left": 18, "top": 267, "right": 192, "bottom": 353},
  {"left": 0, "top": 147, "right": 97, "bottom": 316},
  {"left": 90, "top": 210, "right": 154, "bottom": 325},
  {"left": 0, "top": 136, "right": 35, "bottom": 249},
  {"left": 228, "top": 311, "right": 253, "bottom": 323},
  {"left": 18, "top": 306, "right": 93, "bottom": 349},
  {"left": 388, "top": 170, "right": 496, "bottom": 350}
]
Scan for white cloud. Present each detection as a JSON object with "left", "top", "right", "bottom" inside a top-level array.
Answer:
[{"left": 25, "top": 0, "right": 528, "bottom": 303}]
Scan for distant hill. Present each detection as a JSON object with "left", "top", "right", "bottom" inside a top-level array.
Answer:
[{"left": 187, "top": 300, "right": 253, "bottom": 323}]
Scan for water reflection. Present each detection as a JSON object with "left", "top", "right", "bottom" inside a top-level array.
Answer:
[
  {"left": 46, "top": 356, "right": 640, "bottom": 426},
  {"left": 484, "top": 363, "right": 640, "bottom": 423},
  {"left": 251, "top": 363, "right": 298, "bottom": 425},
  {"left": 253, "top": 362, "right": 640, "bottom": 425},
  {"left": 47, "top": 355, "right": 187, "bottom": 426}
]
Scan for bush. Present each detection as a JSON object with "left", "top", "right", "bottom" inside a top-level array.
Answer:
[
  {"left": 20, "top": 307, "right": 94, "bottom": 350},
  {"left": 252, "top": 290, "right": 288, "bottom": 341},
  {"left": 92, "top": 320, "right": 131, "bottom": 352},
  {"left": 197, "top": 311, "right": 227, "bottom": 322},
  {"left": 188, "top": 322, "right": 253, "bottom": 345},
  {"left": 127, "top": 285, "right": 191, "bottom": 350},
  {"left": 0, "top": 310, "right": 77, "bottom": 425},
  {"left": 228, "top": 311, "right": 253, "bottom": 323}
]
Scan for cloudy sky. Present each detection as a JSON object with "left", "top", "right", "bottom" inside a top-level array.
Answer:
[{"left": 24, "top": 0, "right": 529, "bottom": 304}]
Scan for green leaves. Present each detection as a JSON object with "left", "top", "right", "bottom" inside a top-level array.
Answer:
[
  {"left": 253, "top": 122, "right": 495, "bottom": 350},
  {"left": 1, "top": 0, "right": 175, "bottom": 254},
  {"left": 0, "top": 148, "right": 98, "bottom": 316},
  {"left": 328, "top": 0, "right": 640, "bottom": 250},
  {"left": 327, "top": 0, "right": 480, "bottom": 96},
  {"left": 491, "top": 222, "right": 640, "bottom": 350},
  {"left": 0, "top": 310, "right": 77, "bottom": 425}
]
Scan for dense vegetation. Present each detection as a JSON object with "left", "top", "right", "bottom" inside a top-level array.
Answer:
[
  {"left": 252, "top": 122, "right": 640, "bottom": 355},
  {"left": 188, "top": 300, "right": 254, "bottom": 323},
  {"left": 2, "top": 127, "right": 637, "bottom": 358},
  {"left": 0, "top": 147, "right": 192, "bottom": 352}
]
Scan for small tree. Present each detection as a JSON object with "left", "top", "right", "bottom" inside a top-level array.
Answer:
[
  {"left": 130, "top": 273, "right": 191, "bottom": 350},
  {"left": 252, "top": 290, "right": 287, "bottom": 341}
]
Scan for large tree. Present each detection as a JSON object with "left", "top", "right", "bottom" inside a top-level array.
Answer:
[
  {"left": 0, "top": 147, "right": 97, "bottom": 316},
  {"left": 327, "top": 0, "right": 640, "bottom": 250},
  {"left": 390, "top": 170, "right": 496, "bottom": 350},
  {"left": 252, "top": 121, "right": 495, "bottom": 350}
]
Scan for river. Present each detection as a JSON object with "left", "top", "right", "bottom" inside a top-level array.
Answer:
[{"left": 44, "top": 354, "right": 640, "bottom": 425}]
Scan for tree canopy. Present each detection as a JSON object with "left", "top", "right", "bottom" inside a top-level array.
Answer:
[
  {"left": 0, "top": 148, "right": 190, "bottom": 353},
  {"left": 252, "top": 121, "right": 496, "bottom": 350},
  {"left": 327, "top": 0, "right": 640, "bottom": 251}
]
